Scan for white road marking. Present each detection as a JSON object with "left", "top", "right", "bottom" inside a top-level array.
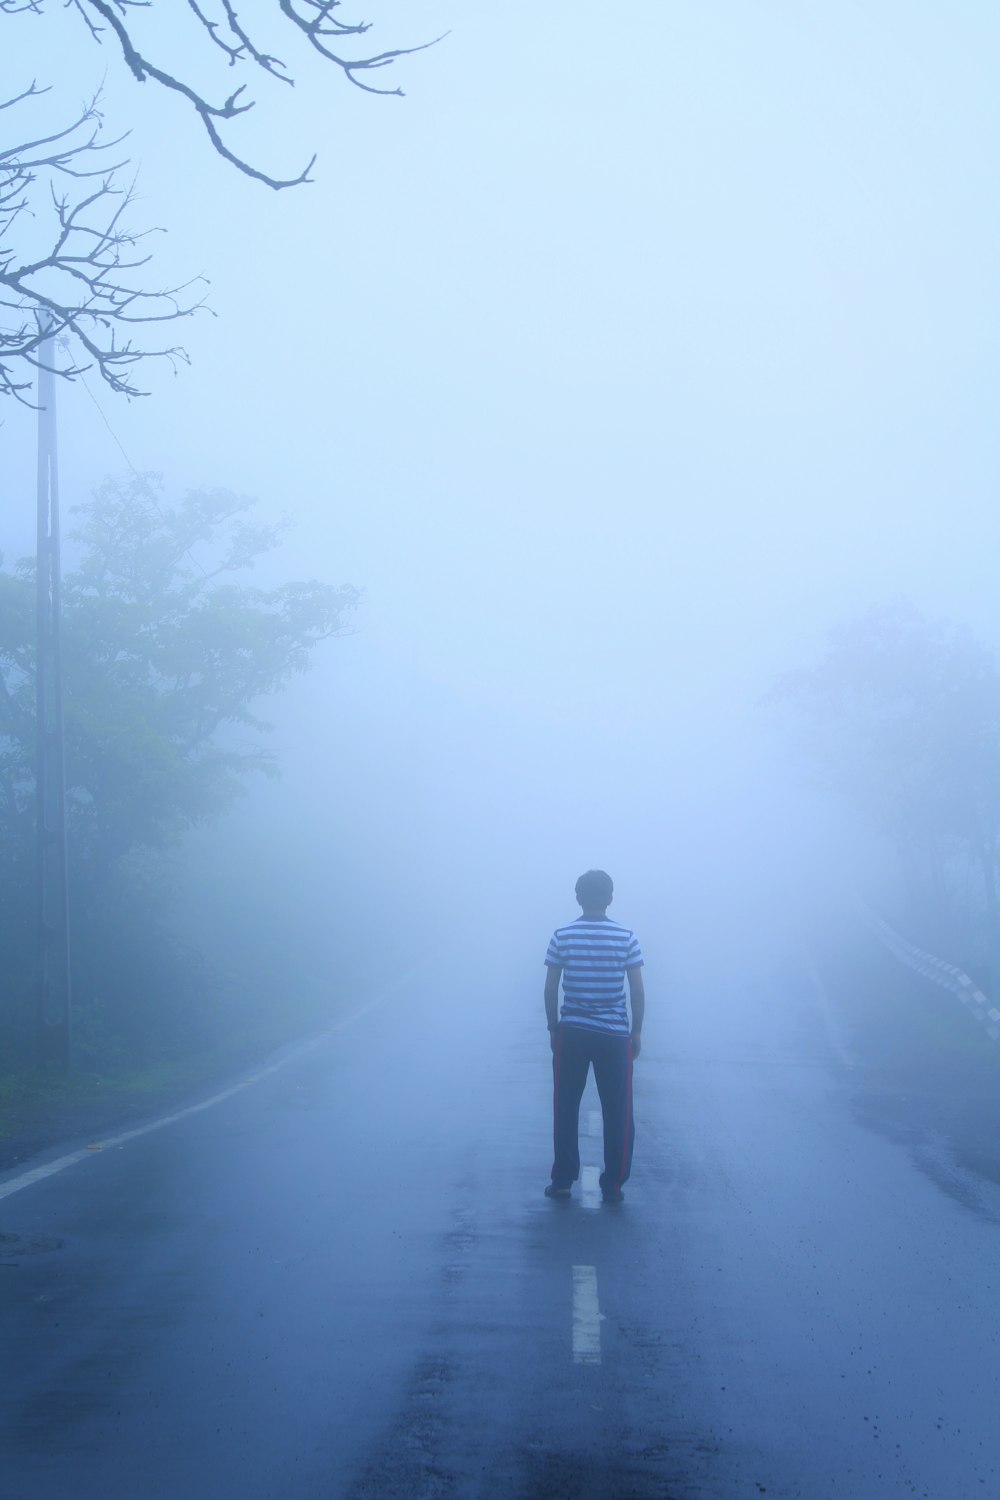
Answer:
[
  {"left": 587, "top": 1109, "right": 602, "bottom": 1138},
  {"left": 0, "top": 983, "right": 405, "bottom": 1205},
  {"left": 580, "top": 1165, "right": 602, "bottom": 1208},
  {"left": 572, "top": 1264, "right": 604, "bottom": 1364}
]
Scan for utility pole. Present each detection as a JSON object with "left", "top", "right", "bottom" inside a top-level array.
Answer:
[{"left": 35, "top": 315, "right": 72, "bottom": 1067}]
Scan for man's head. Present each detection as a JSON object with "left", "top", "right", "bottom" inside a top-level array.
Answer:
[{"left": 575, "top": 869, "right": 614, "bottom": 914}]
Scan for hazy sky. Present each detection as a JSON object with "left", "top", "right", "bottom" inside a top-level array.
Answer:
[{"left": 4, "top": 2, "right": 999, "bottom": 942}]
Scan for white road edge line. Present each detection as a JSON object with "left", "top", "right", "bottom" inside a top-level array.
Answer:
[
  {"left": 572, "top": 1264, "right": 604, "bottom": 1365},
  {"left": 0, "top": 974, "right": 414, "bottom": 1205}
]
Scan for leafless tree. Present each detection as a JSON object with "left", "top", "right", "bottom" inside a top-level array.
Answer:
[
  {"left": 0, "top": 85, "right": 200, "bottom": 400},
  {"left": 3, "top": 1, "right": 438, "bottom": 188},
  {"left": 0, "top": 4, "right": 436, "bottom": 397}
]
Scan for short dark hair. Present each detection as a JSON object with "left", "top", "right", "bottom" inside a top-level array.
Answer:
[{"left": 575, "top": 869, "right": 614, "bottom": 911}]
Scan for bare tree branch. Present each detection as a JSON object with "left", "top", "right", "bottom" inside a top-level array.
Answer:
[
  {"left": 0, "top": 91, "right": 201, "bottom": 401},
  {"left": 0, "top": 81, "right": 47, "bottom": 112},
  {"left": 218, "top": 0, "right": 292, "bottom": 82},
  {"left": 0, "top": 5, "right": 440, "bottom": 397},
  {"left": 3, "top": 0, "right": 442, "bottom": 186},
  {"left": 278, "top": 1, "right": 444, "bottom": 98}
]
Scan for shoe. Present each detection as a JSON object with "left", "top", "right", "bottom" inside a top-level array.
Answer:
[
  {"left": 601, "top": 1188, "right": 624, "bottom": 1203},
  {"left": 544, "top": 1184, "right": 571, "bottom": 1199}
]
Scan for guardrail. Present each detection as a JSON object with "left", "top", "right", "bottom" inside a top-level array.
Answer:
[{"left": 862, "top": 905, "right": 1000, "bottom": 1043}]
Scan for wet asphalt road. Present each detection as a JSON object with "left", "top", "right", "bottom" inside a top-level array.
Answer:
[{"left": 3, "top": 944, "right": 1000, "bottom": 1500}]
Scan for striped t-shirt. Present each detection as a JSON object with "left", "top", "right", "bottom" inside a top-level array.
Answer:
[{"left": 545, "top": 916, "right": 644, "bottom": 1036}]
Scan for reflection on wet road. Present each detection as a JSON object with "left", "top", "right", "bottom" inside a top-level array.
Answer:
[{"left": 3, "top": 949, "right": 1000, "bottom": 1499}]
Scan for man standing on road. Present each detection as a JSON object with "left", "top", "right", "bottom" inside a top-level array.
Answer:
[{"left": 543, "top": 870, "right": 645, "bottom": 1203}]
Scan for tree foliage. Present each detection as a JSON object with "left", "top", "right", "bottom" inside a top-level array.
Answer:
[
  {"left": 0, "top": 478, "right": 357, "bottom": 1057},
  {"left": 771, "top": 602, "right": 1000, "bottom": 928},
  {"left": 2, "top": 475, "right": 357, "bottom": 861}
]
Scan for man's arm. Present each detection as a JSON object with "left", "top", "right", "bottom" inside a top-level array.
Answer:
[
  {"left": 627, "top": 967, "right": 645, "bottom": 1059},
  {"left": 544, "top": 966, "right": 561, "bottom": 1051}
]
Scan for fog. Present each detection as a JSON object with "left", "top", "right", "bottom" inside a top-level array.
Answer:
[
  {"left": 4, "top": 2, "right": 999, "bottom": 999},
  {"left": 7, "top": 8, "right": 1000, "bottom": 1495}
]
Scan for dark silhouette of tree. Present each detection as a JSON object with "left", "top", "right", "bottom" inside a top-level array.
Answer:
[
  {"left": 0, "top": 87, "right": 199, "bottom": 400},
  {"left": 1, "top": 475, "right": 358, "bottom": 861},
  {"left": 0, "top": 476, "right": 358, "bottom": 1059},
  {"left": 770, "top": 602, "right": 1000, "bottom": 938},
  {"left": 3, "top": 1, "right": 437, "bottom": 187},
  {"left": 1, "top": 4, "right": 436, "bottom": 395}
]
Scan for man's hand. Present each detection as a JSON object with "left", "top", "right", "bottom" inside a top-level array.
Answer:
[
  {"left": 544, "top": 966, "right": 561, "bottom": 1049},
  {"left": 627, "top": 968, "right": 645, "bottom": 1061}
]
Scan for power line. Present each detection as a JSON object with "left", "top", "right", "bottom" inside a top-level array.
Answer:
[{"left": 76, "top": 370, "right": 211, "bottom": 581}]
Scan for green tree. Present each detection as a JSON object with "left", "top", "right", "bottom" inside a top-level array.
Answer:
[
  {"left": 771, "top": 602, "right": 1000, "bottom": 947},
  {"left": 0, "top": 476, "right": 357, "bottom": 1058}
]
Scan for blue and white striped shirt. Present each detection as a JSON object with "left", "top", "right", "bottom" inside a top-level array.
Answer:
[{"left": 545, "top": 916, "right": 644, "bottom": 1036}]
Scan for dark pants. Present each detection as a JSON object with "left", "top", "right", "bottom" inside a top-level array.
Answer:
[{"left": 551, "top": 1023, "right": 635, "bottom": 1193}]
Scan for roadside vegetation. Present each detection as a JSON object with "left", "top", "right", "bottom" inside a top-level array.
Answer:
[
  {"left": 0, "top": 477, "right": 356, "bottom": 1146},
  {"left": 771, "top": 601, "right": 1000, "bottom": 988},
  {"left": 771, "top": 604, "right": 1000, "bottom": 1176}
]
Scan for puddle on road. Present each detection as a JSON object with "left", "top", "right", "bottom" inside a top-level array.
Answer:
[
  {"left": 0, "top": 1231, "right": 64, "bottom": 1260},
  {"left": 516, "top": 1450, "right": 690, "bottom": 1500},
  {"left": 852, "top": 1090, "right": 1000, "bottom": 1226},
  {"left": 909, "top": 1137, "right": 1000, "bottom": 1225}
]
